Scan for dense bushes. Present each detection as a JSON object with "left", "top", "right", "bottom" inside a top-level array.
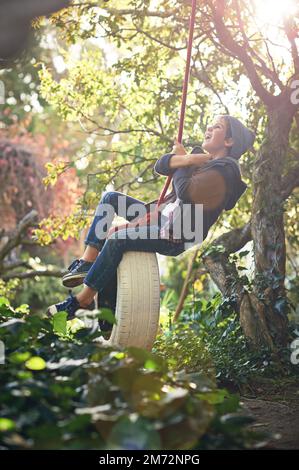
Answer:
[
  {"left": 0, "top": 296, "right": 264, "bottom": 450},
  {"left": 158, "top": 289, "right": 299, "bottom": 389}
]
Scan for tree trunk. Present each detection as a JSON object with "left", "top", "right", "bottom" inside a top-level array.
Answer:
[
  {"left": 245, "top": 105, "right": 293, "bottom": 348},
  {"left": 202, "top": 103, "right": 296, "bottom": 350}
]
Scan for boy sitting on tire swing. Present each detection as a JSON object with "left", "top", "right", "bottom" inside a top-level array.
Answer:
[{"left": 47, "top": 114, "right": 255, "bottom": 319}]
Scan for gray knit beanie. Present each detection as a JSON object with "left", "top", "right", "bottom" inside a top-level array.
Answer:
[{"left": 223, "top": 115, "right": 255, "bottom": 160}]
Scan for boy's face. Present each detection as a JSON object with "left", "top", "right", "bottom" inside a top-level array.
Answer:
[{"left": 202, "top": 116, "right": 233, "bottom": 155}]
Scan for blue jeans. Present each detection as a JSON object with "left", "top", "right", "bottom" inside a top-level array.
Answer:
[{"left": 83, "top": 191, "right": 185, "bottom": 293}]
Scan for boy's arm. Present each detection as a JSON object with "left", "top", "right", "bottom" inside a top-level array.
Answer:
[
  {"left": 153, "top": 153, "right": 177, "bottom": 176},
  {"left": 154, "top": 152, "right": 211, "bottom": 175},
  {"left": 169, "top": 153, "right": 212, "bottom": 168}
]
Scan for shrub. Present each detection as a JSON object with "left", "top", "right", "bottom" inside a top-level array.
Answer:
[{"left": 0, "top": 296, "right": 264, "bottom": 449}]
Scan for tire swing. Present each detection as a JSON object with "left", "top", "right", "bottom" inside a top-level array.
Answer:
[{"left": 97, "top": 0, "right": 197, "bottom": 351}]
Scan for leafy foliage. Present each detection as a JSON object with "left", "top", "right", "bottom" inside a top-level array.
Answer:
[
  {"left": 154, "top": 322, "right": 216, "bottom": 381},
  {"left": 0, "top": 296, "right": 264, "bottom": 450},
  {"left": 169, "top": 291, "right": 299, "bottom": 388}
]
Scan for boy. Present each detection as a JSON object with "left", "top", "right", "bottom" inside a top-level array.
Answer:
[{"left": 47, "top": 115, "right": 255, "bottom": 318}]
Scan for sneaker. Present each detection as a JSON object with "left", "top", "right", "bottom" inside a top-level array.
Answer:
[
  {"left": 62, "top": 259, "right": 94, "bottom": 288},
  {"left": 47, "top": 292, "right": 95, "bottom": 320},
  {"left": 67, "top": 259, "right": 80, "bottom": 271}
]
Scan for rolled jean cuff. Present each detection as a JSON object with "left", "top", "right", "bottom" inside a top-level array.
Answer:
[
  {"left": 84, "top": 239, "right": 104, "bottom": 250},
  {"left": 83, "top": 279, "right": 99, "bottom": 292}
]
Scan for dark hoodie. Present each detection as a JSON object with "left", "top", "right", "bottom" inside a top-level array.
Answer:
[{"left": 153, "top": 146, "right": 247, "bottom": 244}]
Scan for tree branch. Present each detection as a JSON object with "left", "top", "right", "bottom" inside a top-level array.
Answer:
[
  {"left": 208, "top": 221, "right": 252, "bottom": 255},
  {"left": 0, "top": 210, "right": 38, "bottom": 263},
  {"left": 2, "top": 269, "right": 65, "bottom": 281},
  {"left": 235, "top": 0, "right": 284, "bottom": 90},
  {"left": 208, "top": 0, "right": 277, "bottom": 107},
  {"left": 283, "top": 17, "right": 299, "bottom": 75},
  {"left": 106, "top": 8, "right": 177, "bottom": 19},
  {"left": 174, "top": 248, "right": 200, "bottom": 322},
  {"left": 281, "top": 161, "right": 299, "bottom": 200},
  {"left": 2, "top": 260, "right": 31, "bottom": 272},
  {"left": 200, "top": 220, "right": 251, "bottom": 306}
]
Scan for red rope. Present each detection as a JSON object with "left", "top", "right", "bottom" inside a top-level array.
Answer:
[
  {"left": 126, "top": 0, "right": 197, "bottom": 230},
  {"left": 114, "top": 3, "right": 198, "bottom": 234},
  {"left": 156, "top": 0, "right": 197, "bottom": 209}
]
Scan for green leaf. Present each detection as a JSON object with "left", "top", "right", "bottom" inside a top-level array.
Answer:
[
  {"left": 197, "top": 389, "right": 227, "bottom": 405},
  {"left": 98, "top": 308, "right": 117, "bottom": 325},
  {"left": 0, "top": 418, "right": 16, "bottom": 432},
  {"left": 53, "top": 311, "right": 68, "bottom": 334},
  {"left": 9, "top": 351, "right": 31, "bottom": 364},
  {"left": 239, "top": 250, "right": 250, "bottom": 258},
  {"left": 144, "top": 359, "right": 160, "bottom": 371},
  {"left": 25, "top": 356, "right": 46, "bottom": 371},
  {"left": 15, "top": 304, "right": 30, "bottom": 315},
  {"left": 17, "top": 370, "right": 33, "bottom": 380},
  {"left": 0, "top": 296, "right": 14, "bottom": 316},
  {"left": 0, "top": 297, "right": 10, "bottom": 307}
]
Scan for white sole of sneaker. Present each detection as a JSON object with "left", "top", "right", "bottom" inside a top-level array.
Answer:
[
  {"left": 47, "top": 304, "right": 59, "bottom": 316},
  {"left": 62, "top": 273, "right": 86, "bottom": 288}
]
